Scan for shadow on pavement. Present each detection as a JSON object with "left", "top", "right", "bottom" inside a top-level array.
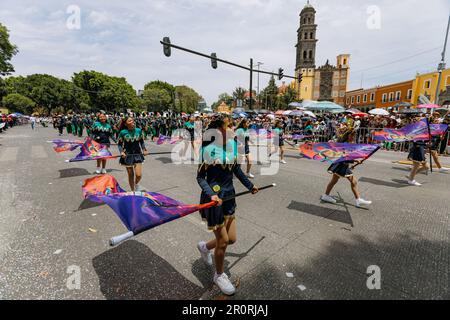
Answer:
[
  {"left": 76, "top": 198, "right": 105, "bottom": 211},
  {"left": 234, "top": 233, "right": 449, "bottom": 299},
  {"left": 58, "top": 168, "right": 91, "bottom": 178},
  {"left": 93, "top": 240, "right": 205, "bottom": 300},
  {"left": 359, "top": 177, "right": 409, "bottom": 189},
  {"left": 287, "top": 200, "right": 353, "bottom": 225},
  {"left": 155, "top": 157, "right": 173, "bottom": 164}
]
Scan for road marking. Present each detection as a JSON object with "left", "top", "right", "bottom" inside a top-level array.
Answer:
[
  {"left": 0, "top": 147, "right": 19, "bottom": 162},
  {"left": 31, "top": 145, "right": 48, "bottom": 159}
]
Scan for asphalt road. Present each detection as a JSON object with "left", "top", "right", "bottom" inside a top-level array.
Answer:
[{"left": 0, "top": 125, "right": 448, "bottom": 300}]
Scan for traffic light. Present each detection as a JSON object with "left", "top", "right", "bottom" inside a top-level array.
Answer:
[
  {"left": 278, "top": 68, "right": 284, "bottom": 80},
  {"left": 211, "top": 53, "right": 218, "bottom": 69},
  {"left": 162, "top": 37, "right": 171, "bottom": 57},
  {"left": 298, "top": 72, "right": 303, "bottom": 83}
]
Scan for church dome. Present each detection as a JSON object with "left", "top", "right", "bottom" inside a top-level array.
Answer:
[{"left": 301, "top": 1, "right": 315, "bottom": 13}]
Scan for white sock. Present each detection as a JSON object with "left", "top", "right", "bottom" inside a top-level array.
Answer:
[{"left": 200, "top": 242, "right": 208, "bottom": 252}]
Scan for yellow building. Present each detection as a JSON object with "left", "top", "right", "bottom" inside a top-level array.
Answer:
[
  {"left": 0, "top": 107, "right": 9, "bottom": 114},
  {"left": 216, "top": 101, "right": 231, "bottom": 114},
  {"left": 411, "top": 68, "right": 450, "bottom": 105}
]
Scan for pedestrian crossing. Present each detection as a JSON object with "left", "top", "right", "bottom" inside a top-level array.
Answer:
[{"left": 0, "top": 145, "right": 49, "bottom": 162}]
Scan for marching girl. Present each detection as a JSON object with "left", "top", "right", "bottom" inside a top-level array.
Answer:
[
  {"left": 118, "top": 117, "right": 149, "bottom": 192},
  {"left": 235, "top": 118, "right": 254, "bottom": 178},
  {"left": 430, "top": 113, "right": 449, "bottom": 173},
  {"left": 321, "top": 160, "right": 372, "bottom": 208},
  {"left": 196, "top": 114, "right": 259, "bottom": 296},
  {"left": 183, "top": 116, "right": 196, "bottom": 160},
  {"left": 272, "top": 120, "right": 286, "bottom": 164},
  {"left": 321, "top": 123, "right": 371, "bottom": 207},
  {"left": 91, "top": 113, "right": 116, "bottom": 174},
  {"left": 407, "top": 139, "right": 429, "bottom": 186}
]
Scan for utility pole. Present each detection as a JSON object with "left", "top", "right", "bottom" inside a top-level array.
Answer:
[
  {"left": 249, "top": 58, "right": 254, "bottom": 110},
  {"left": 256, "top": 62, "right": 264, "bottom": 108},
  {"left": 434, "top": 14, "right": 450, "bottom": 106}
]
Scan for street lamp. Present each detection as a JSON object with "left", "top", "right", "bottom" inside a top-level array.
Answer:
[{"left": 434, "top": 14, "right": 450, "bottom": 106}]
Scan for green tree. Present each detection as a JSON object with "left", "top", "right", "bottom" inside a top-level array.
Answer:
[
  {"left": 276, "top": 86, "right": 297, "bottom": 109},
  {"left": 174, "top": 85, "right": 201, "bottom": 113},
  {"left": 261, "top": 76, "right": 278, "bottom": 110},
  {"left": 232, "top": 87, "right": 246, "bottom": 103},
  {"left": 211, "top": 92, "right": 233, "bottom": 110},
  {"left": 4, "top": 74, "right": 89, "bottom": 114},
  {"left": 0, "top": 23, "right": 18, "bottom": 76},
  {"left": 2, "top": 93, "right": 35, "bottom": 114},
  {"left": 142, "top": 87, "right": 172, "bottom": 112},
  {"left": 0, "top": 77, "right": 7, "bottom": 100},
  {"left": 72, "top": 70, "right": 138, "bottom": 112}
]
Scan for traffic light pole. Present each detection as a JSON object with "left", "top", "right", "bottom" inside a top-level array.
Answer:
[
  {"left": 249, "top": 58, "right": 253, "bottom": 109},
  {"left": 160, "top": 38, "right": 302, "bottom": 110}
]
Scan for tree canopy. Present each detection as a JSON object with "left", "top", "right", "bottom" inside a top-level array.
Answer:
[
  {"left": 2, "top": 93, "right": 35, "bottom": 114},
  {"left": 0, "top": 23, "right": 18, "bottom": 76}
]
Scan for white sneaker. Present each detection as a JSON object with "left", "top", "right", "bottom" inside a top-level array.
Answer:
[
  {"left": 356, "top": 198, "right": 372, "bottom": 207},
  {"left": 197, "top": 241, "right": 213, "bottom": 266},
  {"left": 101, "top": 169, "right": 107, "bottom": 174},
  {"left": 439, "top": 167, "right": 449, "bottom": 173},
  {"left": 321, "top": 194, "right": 337, "bottom": 204},
  {"left": 95, "top": 168, "right": 101, "bottom": 174},
  {"left": 280, "top": 160, "right": 287, "bottom": 164},
  {"left": 408, "top": 180, "right": 421, "bottom": 186},
  {"left": 214, "top": 272, "right": 235, "bottom": 295},
  {"left": 248, "top": 173, "right": 255, "bottom": 179}
]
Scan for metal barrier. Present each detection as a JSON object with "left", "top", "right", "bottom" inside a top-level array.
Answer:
[{"left": 284, "top": 126, "right": 449, "bottom": 155}]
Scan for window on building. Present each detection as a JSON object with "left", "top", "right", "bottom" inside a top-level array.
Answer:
[
  {"left": 333, "top": 79, "right": 339, "bottom": 86},
  {"left": 363, "top": 94, "right": 367, "bottom": 103},
  {"left": 357, "top": 96, "right": 361, "bottom": 103},
  {"left": 308, "top": 50, "right": 313, "bottom": 59},
  {"left": 351, "top": 96, "right": 355, "bottom": 104},
  {"left": 389, "top": 92, "right": 394, "bottom": 102},
  {"left": 310, "top": 32, "right": 313, "bottom": 39},
  {"left": 303, "top": 51, "right": 307, "bottom": 59},
  {"left": 395, "top": 91, "right": 401, "bottom": 101},
  {"left": 343, "top": 59, "right": 347, "bottom": 65},
  {"left": 407, "top": 89, "right": 412, "bottom": 99},
  {"left": 340, "top": 91, "right": 345, "bottom": 97},
  {"left": 382, "top": 93, "right": 387, "bottom": 103},
  {"left": 424, "top": 80, "right": 431, "bottom": 89},
  {"left": 304, "top": 32, "right": 308, "bottom": 39},
  {"left": 370, "top": 93, "right": 375, "bottom": 102},
  {"left": 341, "top": 71, "right": 347, "bottom": 77},
  {"left": 340, "top": 79, "right": 346, "bottom": 85},
  {"left": 346, "top": 97, "right": 350, "bottom": 104},
  {"left": 332, "top": 91, "right": 338, "bottom": 98}
]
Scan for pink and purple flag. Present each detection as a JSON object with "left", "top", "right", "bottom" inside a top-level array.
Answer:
[
  {"left": 154, "top": 135, "right": 180, "bottom": 145},
  {"left": 372, "top": 119, "right": 448, "bottom": 143},
  {"left": 83, "top": 175, "right": 216, "bottom": 234},
  {"left": 300, "top": 142, "right": 380, "bottom": 164},
  {"left": 69, "top": 137, "right": 113, "bottom": 162},
  {"left": 49, "top": 139, "right": 84, "bottom": 153}
]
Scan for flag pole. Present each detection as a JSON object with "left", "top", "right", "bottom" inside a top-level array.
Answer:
[
  {"left": 425, "top": 116, "right": 433, "bottom": 173},
  {"left": 109, "top": 183, "right": 276, "bottom": 246}
]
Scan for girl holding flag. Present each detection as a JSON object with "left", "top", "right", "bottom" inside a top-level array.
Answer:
[
  {"left": 235, "top": 118, "right": 254, "bottom": 178},
  {"left": 196, "top": 114, "right": 259, "bottom": 296},
  {"left": 118, "top": 117, "right": 149, "bottom": 192},
  {"left": 321, "top": 159, "right": 373, "bottom": 208},
  {"left": 90, "top": 113, "right": 115, "bottom": 174}
]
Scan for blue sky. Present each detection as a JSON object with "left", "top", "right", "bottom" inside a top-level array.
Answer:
[{"left": 1, "top": 0, "right": 449, "bottom": 105}]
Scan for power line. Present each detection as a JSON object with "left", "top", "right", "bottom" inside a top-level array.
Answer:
[{"left": 350, "top": 47, "right": 441, "bottom": 74}]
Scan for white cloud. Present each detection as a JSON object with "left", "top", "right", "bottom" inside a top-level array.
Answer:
[{"left": 0, "top": 0, "right": 449, "bottom": 105}]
